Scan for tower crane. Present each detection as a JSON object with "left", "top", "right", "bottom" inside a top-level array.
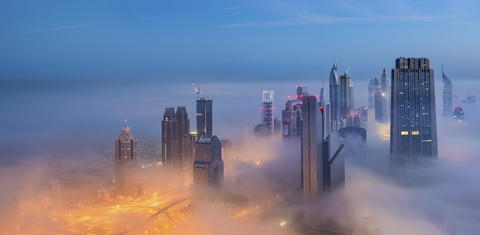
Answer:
[
  {"left": 345, "top": 64, "right": 351, "bottom": 75},
  {"left": 190, "top": 78, "right": 201, "bottom": 100}
]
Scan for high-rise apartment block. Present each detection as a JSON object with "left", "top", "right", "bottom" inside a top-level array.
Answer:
[
  {"left": 390, "top": 57, "right": 438, "bottom": 158},
  {"left": 115, "top": 123, "right": 139, "bottom": 199}
]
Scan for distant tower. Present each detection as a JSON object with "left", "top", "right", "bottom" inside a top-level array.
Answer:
[
  {"left": 390, "top": 58, "right": 438, "bottom": 159},
  {"left": 329, "top": 63, "right": 341, "bottom": 132},
  {"left": 115, "top": 122, "right": 138, "bottom": 199},
  {"left": 193, "top": 135, "right": 224, "bottom": 187},
  {"left": 51, "top": 181, "right": 65, "bottom": 210},
  {"left": 261, "top": 88, "right": 274, "bottom": 135},
  {"left": 379, "top": 67, "right": 391, "bottom": 123},
  {"left": 442, "top": 64, "right": 453, "bottom": 117},
  {"left": 374, "top": 91, "right": 387, "bottom": 123},
  {"left": 339, "top": 71, "right": 353, "bottom": 122},
  {"left": 368, "top": 77, "right": 380, "bottom": 109},
  {"left": 357, "top": 106, "right": 368, "bottom": 128},
  {"left": 282, "top": 88, "right": 304, "bottom": 139},
  {"left": 197, "top": 97, "right": 213, "bottom": 138}
]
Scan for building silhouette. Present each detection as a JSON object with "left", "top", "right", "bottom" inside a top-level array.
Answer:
[
  {"left": 115, "top": 122, "right": 138, "bottom": 199},
  {"left": 375, "top": 91, "right": 388, "bottom": 123},
  {"left": 442, "top": 64, "right": 453, "bottom": 117},
  {"left": 193, "top": 135, "right": 224, "bottom": 187},
  {"left": 197, "top": 97, "right": 213, "bottom": 138},
  {"left": 329, "top": 63, "right": 341, "bottom": 132},
  {"left": 390, "top": 57, "right": 438, "bottom": 159}
]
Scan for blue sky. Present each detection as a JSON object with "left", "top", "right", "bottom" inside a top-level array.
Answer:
[{"left": 1, "top": 0, "right": 479, "bottom": 80}]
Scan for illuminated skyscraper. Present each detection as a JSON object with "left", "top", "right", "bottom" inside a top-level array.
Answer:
[
  {"left": 442, "top": 64, "right": 453, "bottom": 117},
  {"left": 375, "top": 91, "right": 387, "bottom": 123},
  {"left": 261, "top": 89, "right": 274, "bottom": 135},
  {"left": 329, "top": 63, "right": 340, "bottom": 132},
  {"left": 197, "top": 97, "right": 213, "bottom": 138},
  {"left": 115, "top": 122, "right": 138, "bottom": 199},
  {"left": 390, "top": 58, "right": 438, "bottom": 159},
  {"left": 193, "top": 135, "right": 224, "bottom": 187}
]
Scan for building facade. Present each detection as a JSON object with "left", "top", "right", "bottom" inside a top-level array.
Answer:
[
  {"left": 390, "top": 57, "right": 438, "bottom": 159},
  {"left": 261, "top": 89, "right": 274, "bottom": 135},
  {"left": 329, "top": 64, "right": 341, "bottom": 133},
  {"left": 193, "top": 135, "right": 224, "bottom": 187}
]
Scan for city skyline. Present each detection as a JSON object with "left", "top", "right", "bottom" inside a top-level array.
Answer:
[{"left": 1, "top": 1, "right": 480, "bottom": 234}]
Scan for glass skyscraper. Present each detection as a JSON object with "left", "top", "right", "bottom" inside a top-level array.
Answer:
[
  {"left": 196, "top": 97, "right": 213, "bottom": 138},
  {"left": 390, "top": 57, "right": 438, "bottom": 159}
]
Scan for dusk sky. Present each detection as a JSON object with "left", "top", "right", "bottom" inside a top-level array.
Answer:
[{"left": 1, "top": 0, "right": 480, "bottom": 81}]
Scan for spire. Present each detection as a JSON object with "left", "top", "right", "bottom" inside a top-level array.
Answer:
[
  {"left": 442, "top": 63, "right": 444, "bottom": 74},
  {"left": 383, "top": 66, "right": 386, "bottom": 75},
  {"left": 125, "top": 119, "right": 127, "bottom": 127}
]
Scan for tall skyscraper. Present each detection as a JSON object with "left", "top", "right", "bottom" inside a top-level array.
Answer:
[
  {"left": 115, "top": 122, "right": 138, "bottom": 199},
  {"left": 368, "top": 77, "right": 380, "bottom": 109},
  {"left": 162, "top": 108, "right": 179, "bottom": 167},
  {"left": 329, "top": 63, "right": 340, "bottom": 132},
  {"left": 301, "top": 95, "right": 323, "bottom": 202},
  {"left": 261, "top": 89, "right": 274, "bottom": 135},
  {"left": 324, "top": 102, "right": 331, "bottom": 136},
  {"left": 197, "top": 97, "right": 213, "bottom": 138},
  {"left": 193, "top": 135, "right": 224, "bottom": 187},
  {"left": 390, "top": 57, "right": 438, "bottom": 159},
  {"left": 162, "top": 107, "right": 194, "bottom": 172},
  {"left": 296, "top": 86, "right": 307, "bottom": 100},
  {"left": 378, "top": 67, "right": 391, "bottom": 123},
  {"left": 339, "top": 72, "right": 354, "bottom": 123},
  {"left": 176, "top": 107, "right": 192, "bottom": 171},
  {"left": 357, "top": 106, "right": 368, "bottom": 128},
  {"left": 375, "top": 91, "right": 387, "bottom": 123},
  {"left": 301, "top": 95, "right": 345, "bottom": 202},
  {"left": 442, "top": 64, "right": 453, "bottom": 117}
]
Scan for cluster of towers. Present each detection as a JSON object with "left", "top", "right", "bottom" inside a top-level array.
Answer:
[{"left": 114, "top": 96, "right": 224, "bottom": 200}]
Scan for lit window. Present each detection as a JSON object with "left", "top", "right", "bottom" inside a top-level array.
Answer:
[
  {"left": 401, "top": 131, "right": 409, "bottom": 135},
  {"left": 412, "top": 131, "right": 419, "bottom": 135}
]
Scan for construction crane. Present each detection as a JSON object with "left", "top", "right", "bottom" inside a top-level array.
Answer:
[
  {"left": 345, "top": 64, "right": 351, "bottom": 75},
  {"left": 190, "top": 78, "right": 201, "bottom": 100}
]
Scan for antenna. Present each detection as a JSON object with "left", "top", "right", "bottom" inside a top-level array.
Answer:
[
  {"left": 190, "top": 78, "right": 201, "bottom": 100},
  {"left": 125, "top": 119, "right": 127, "bottom": 127},
  {"left": 442, "top": 63, "right": 444, "bottom": 74},
  {"left": 344, "top": 64, "right": 350, "bottom": 75}
]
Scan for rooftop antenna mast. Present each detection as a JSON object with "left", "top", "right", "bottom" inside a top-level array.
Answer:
[{"left": 190, "top": 78, "right": 201, "bottom": 100}]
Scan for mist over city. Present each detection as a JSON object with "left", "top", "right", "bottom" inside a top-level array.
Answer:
[{"left": 1, "top": 1, "right": 480, "bottom": 235}]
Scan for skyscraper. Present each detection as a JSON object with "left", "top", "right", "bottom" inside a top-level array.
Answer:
[
  {"left": 193, "top": 135, "right": 224, "bottom": 187},
  {"left": 378, "top": 67, "right": 391, "bottom": 123},
  {"left": 282, "top": 90, "right": 303, "bottom": 139},
  {"left": 357, "top": 106, "right": 368, "bottom": 128},
  {"left": 442, "top": 64, "right": 453, "bottom": 117},
  {"left": 176, "top": 107, "right": 192, "bottom": 171},
  {"left": 162, "top": 107, "right": 194, "bottom": 173},
  {"left": 301, "top": 95, "right": 323, "bottom": 202},
  {"left": 368, "top": 77, "right": 380, "bottom": 109},
  {"left": 339, "top": 71, "right": 354, "bottom": 123},
  {"left": 115, "top": 122, "right": 138, "bottom": 199},
  {"left": 329, "top": 63, "right": 340, "bottom": 132},
  {"left": 162, "top": 108, "right": 179, "bottom": 167},
  {"left": 375, "top": 91, "right": 387, "bottom": 123},
  {"left": 197, "top": 97, "right": 213, "bottom": 138},
  {"left": 261, "top": 89, "right": 274, "bottom": 135},
  {"left": 301, "top": 95, "right": 345, "bottom": 202},
  {"left": 390, "top": 57, "right": 438, "bottom": 159}
]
